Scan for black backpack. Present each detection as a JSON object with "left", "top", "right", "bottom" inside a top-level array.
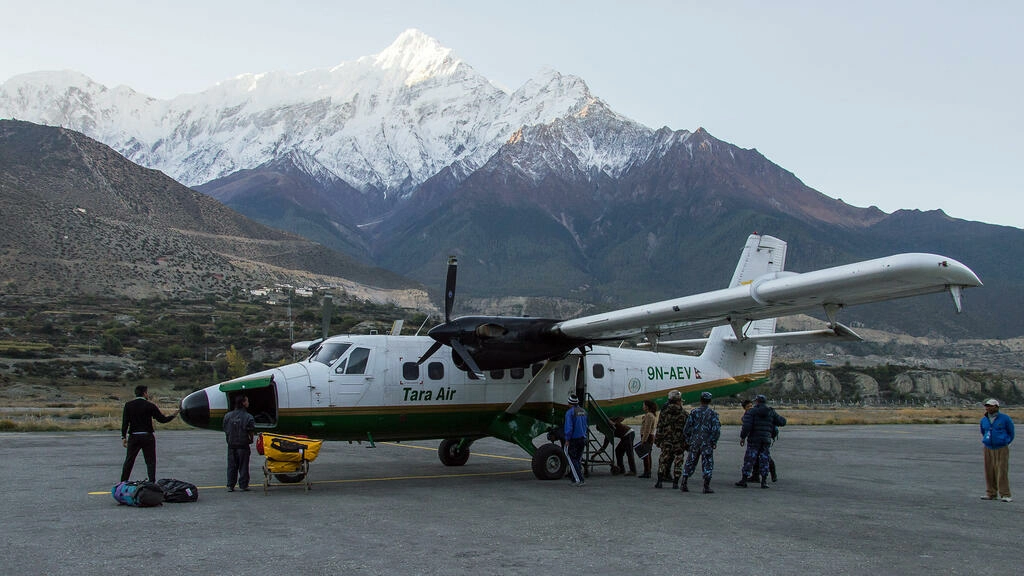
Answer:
[{"left": 156, "top": 478, "right": 199, "bottom": 503}]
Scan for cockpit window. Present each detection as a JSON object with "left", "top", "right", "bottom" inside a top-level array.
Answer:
[
  {"left": 310, "top": 342, "right": 351, "bottom": 366},
  {"left": 342, "top": 347, "right": 371, "bottom": 375}
]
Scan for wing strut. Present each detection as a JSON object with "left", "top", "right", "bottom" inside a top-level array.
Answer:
[
  {"left": 504, "top": 361, "right": 557, "bottom": 416},
  {"left": 823, "top": 303, "right": 843, "bottom": 328}
]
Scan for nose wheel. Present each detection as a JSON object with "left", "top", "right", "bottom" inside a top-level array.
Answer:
[{"left": 438, "top": 438, "right": 472, "bottom": 466}]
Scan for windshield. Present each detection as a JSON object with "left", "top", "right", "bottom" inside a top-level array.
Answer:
[{"left": 309, "top": 342, "right": 351, "bottom": 366}]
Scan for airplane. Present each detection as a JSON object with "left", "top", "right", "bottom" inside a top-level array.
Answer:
[{"left": 178, "top": 233, "right": 981, "bottom": 481}]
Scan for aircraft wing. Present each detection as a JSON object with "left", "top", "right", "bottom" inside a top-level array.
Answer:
[{"left": 553, "top": 253, "right": 981, "bottom": 341}]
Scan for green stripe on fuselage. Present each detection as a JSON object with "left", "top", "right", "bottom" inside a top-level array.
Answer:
[{"left": 207, "top": 373, "right": 769, "bottom": 444}]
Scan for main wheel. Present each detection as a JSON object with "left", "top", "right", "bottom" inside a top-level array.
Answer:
[
  {"left": 438, "top": 438, "right": 471, "bottom": 466},
  {"left": 532, "top": 443, "right": 567, "bottom": 480}
]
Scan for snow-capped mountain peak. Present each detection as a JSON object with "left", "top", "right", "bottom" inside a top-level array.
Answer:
[
  {"left": 373, "top": 28, "right": 462, "bottom": 85},
  {"left": 0, "top": 30, "right": 645, "bottom": 193}
]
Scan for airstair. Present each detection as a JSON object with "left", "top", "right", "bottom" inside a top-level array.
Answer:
[{"left": 582, "top": 393, "right": 618, "bottom": 476}]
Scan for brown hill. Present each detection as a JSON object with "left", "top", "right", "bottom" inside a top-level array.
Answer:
[{"left": 0, "top": 120, "right": 426, "bottom": 303}]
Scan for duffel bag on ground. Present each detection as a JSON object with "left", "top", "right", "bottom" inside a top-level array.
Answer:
[
  {"left": 156, "top": 478, "right": 199, "bottom": 503},
  {"left": 112, "top": 480, "right": 164, "bottom": 507}
]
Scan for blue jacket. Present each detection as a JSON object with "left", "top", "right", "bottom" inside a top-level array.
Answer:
[
  {"left": 564, "top": 405, "right": 588, "bottom": 440},
  {"left": 981, "top": 413, "right": 1014, "bottom": 449}
]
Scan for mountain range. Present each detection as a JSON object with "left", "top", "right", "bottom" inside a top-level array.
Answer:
[{"left": 2, "top": 29, "right": 1022, "bottom": 339}]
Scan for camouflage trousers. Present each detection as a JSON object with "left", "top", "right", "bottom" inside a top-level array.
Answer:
[
  {"left": 682, "top": 442, "right": 715, "bottom": 479},
  {"left": 657, "top": 442, "right": 686, "bottom": 479},
  {"left": 741, "top": 440, "right": 772, "bottom": 479}
]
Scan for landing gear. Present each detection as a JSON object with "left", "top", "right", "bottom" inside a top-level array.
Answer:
[
  {"left": 531, "top": 443, "right": 567, "bottom": 480},
  {"left": 438, "top": 438, "right": 472, "bottom": 466}
]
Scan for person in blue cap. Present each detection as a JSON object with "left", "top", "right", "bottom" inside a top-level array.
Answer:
[{"left": 680, "top": 391, "right": 721, "bottom": 494}]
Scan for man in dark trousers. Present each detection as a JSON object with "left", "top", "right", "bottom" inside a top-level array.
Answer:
[
  {"left": 120, "top": 385, "right": 179, "bottom": 482},
  {"left": 736, "top": 394, "right": 786, "bottom": 489},
  {"left": 563, "top": 392, "right": 589, "bottom": 487},
  {"left": 223, "top": 395, "right": 256, "bottom": 492}
]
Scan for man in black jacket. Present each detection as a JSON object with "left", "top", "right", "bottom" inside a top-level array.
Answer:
[
  {"left": 736, "top": 395, "right": 786, "bottom": 488},
  {"left": 120, "top": 385, "right": 179, "bottom": 482},
  {"left": 223, "top": 395, "right": 256, "bottom": 491}
]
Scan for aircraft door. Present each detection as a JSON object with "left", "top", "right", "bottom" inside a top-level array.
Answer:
[
  {"left": 584, "top": 353, "right": 613, "bottom": 400},
  {"left": 558, "top": 355, "right": 582, "bottom": 401},
  {"left": 328, "top": 346, "right": 375, "bottom": 405}
]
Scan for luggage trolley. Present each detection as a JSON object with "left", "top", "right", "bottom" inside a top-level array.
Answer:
[{"left": 256, "top": 433, "right": 324, "bottom": 493}]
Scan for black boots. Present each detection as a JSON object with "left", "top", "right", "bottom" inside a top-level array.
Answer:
[
  {"left": 672, "top": 476, "right": 680, "bottom": 490},
  {"left": 735, "top": 476, "right": 748, "bottom": 488},
  {"left": 760, "top": 477, "right": 769, "bottom": 489},
  {"left": 703, "top": 477, "right": 714, "bottom": 494},
  {"left": 654, "top": 474, "right": 663, "bottom": 488},
  {"left": 680, "top": 475, "right": 689, "bottom": 492}
]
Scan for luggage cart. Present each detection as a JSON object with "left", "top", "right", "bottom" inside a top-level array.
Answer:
[{"left": 256, "top": 433, "right": 324, "bottom": 493}]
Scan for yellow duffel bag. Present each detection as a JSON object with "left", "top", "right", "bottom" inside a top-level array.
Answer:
[
  {"left": 264, "top": 459, "right": 304, "bottom": 474},
  {"left": 258, "top": 433, "right": 323, "bottom": 462}
]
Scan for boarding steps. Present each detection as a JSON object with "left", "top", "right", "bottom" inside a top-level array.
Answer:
[{"left": 582, "top": 393, "right": 618, "bottom": 476}]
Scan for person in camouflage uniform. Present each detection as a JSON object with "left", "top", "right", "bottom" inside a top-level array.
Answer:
[
  {"left": 653, "top": 390, "right": 688, "bottom": 489},
  {"left": 680, "top": 391, "right": 721, "bottom": 494}
]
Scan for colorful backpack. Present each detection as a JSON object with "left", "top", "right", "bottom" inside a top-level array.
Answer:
[{"left": 112, "top": 480, "right": 165, "bottom": 507}]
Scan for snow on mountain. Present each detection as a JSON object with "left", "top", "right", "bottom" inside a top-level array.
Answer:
[{"left": 0, "top": 29, "right": 634, "bottom": 195}]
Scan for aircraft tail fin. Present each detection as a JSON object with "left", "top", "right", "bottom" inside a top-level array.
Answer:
[{"left": 701, "top": 234, "right": 787, "bottom": 375}]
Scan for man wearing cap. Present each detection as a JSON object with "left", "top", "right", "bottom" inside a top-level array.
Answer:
[
  {"left": 653, "top": 390, "right": 688, "bottom": 489},
  {"left": 980, "top": 398, "right": 1014, "bottom": 502},
  {"left": 736, "top": 395, "right": 786, "bottom": 489},
  {"left": 680, "top": 391, "right": 721, "bottom": 494},
  {"left": 563, "top": 393, "right": 589, "bottom": 486}
]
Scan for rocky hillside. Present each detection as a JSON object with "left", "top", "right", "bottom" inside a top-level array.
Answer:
[
  {"left": 0, "top": 120, "right": 429, "bottom": 306},
  {"left": 755, "top": 363, "right": 1023, "bottom": 405}
]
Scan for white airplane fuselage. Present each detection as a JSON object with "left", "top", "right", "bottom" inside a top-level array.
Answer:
[{"left": 179, "top": 333, "right": 765, "bottom": 448}]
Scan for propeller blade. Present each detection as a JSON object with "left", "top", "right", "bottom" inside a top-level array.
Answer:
[
  {"left": 449, "top": 339, "right": 485, "bottom": 379},
  {"left": 417, "top": 341, "right": 444, "bottom": 365},
  {"left": 444, "top": 256, "right": 457, "bottom": 322}
]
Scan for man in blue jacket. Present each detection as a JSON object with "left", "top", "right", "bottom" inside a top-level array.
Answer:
[
  {"left": 563, "top": 392, "right": 588, "bottom": 487},
  {"left": 980, "top": 398, "right": 1014, "bottom": 502}
]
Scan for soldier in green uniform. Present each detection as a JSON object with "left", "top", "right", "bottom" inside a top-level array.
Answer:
[{"left": 653, "top": 390, "right": 688, "bottom": 489}]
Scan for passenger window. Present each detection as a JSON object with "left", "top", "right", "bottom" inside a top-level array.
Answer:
[
  {"left": 531, "top": 363, "right": 543, "bottom": 377},
  {"left": 428, "top": 362, "right": 444, "bottom": 380},
  {"left": 403, "top": 362, "right": 419, "bottom": 380},
  {"left": 344, "top": 347, "right": 370, "bottom": 375},
  {"left": 510, "top": 367, "right": 525, "bottom": 379},
  {"left": 592, "top": 363, "right": 605, "bottom": 379},
  {"left": 489, "top": 369, "right": 504, "bottom": 380},
  {"left": 562, "top": 364, "right": 572, "bottom": 382}
]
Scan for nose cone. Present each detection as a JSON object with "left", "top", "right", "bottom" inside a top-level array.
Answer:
[{"left": 179, "top": 389, "right": 210, "bottom": 429}]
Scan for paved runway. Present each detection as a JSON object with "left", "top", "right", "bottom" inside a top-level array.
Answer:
[{"left": 1, "top": 424, "right": 1019, "bottom": 575}]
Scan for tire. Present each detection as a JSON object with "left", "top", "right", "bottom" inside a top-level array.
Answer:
[
  {"left": 438, "top": 438, "right": 471, "bottom": 466},
  {"left": 274, "top": 472, "right": 306, "bottom": 484},
  {"left": 532, "top": 443, "right": 567, "bottom": 480}
]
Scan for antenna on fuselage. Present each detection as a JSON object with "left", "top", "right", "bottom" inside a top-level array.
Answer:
[{"left": 414, "top": 314, "right": 430, "bottom": 336}]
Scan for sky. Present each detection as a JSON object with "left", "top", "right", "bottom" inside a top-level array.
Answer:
[{"left": 2, "top": 0, "right": 1021, "bottom": 229}]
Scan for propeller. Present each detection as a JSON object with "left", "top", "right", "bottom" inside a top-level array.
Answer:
[{"left": 416, "top": 257, "right": 485, "bottom": 377}]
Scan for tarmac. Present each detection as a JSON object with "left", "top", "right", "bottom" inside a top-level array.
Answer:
[{"left": 1, "top": 424, "right": 1020, "bottom": 576}]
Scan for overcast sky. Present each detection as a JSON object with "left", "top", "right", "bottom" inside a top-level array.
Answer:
[{"left": 2, "top": 0, "right": 1021, "bottom": 228}]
